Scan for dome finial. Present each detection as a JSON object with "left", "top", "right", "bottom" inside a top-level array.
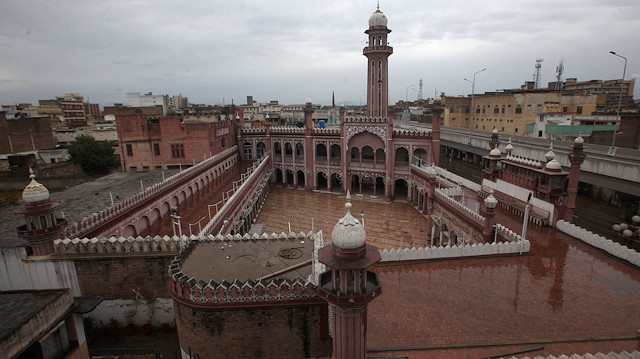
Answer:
[
  {"left": 29, "top": 167, "right": 35, "bottom": 180},
  {"left": 345, "top": 190, "right": 352, "bottom": 212},
  {"left": 377, "top": 0, "right": 380, "bottom": 11}
]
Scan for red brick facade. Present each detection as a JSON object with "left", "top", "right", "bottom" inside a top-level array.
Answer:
[
  {"left": 174, "top": 302, "right": 331, "bottom": 359},
  {"left": 116, "top": 115, "right": 235, "bottom": 171}
]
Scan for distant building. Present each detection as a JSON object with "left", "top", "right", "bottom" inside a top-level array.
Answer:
[
  {"left": 127, "top": 92, "right": 169, "bottom": 115},
  {"left": 116, "top": 114, "right": 237, "bottom": 171},
  {"left": 0, "top": 112, "right": 56, "bottom": 155}
]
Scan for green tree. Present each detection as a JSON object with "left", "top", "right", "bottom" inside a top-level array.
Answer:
[{"left": 68, "top": 135, "right": 119, "bottom": 175}]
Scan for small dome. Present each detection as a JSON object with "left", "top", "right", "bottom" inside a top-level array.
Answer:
[
  {"left": 22, "top": 169, "right": 50, "bottom": 203},
  {"left": 369, "top": 9, "right": 388, "bottom": 27},
  {"left": 489, "top": 147, "right": 501, "bottom": 157},
  {"left": 332, "top": 192, "right": 366, "bottom": 249},
  {"left": 305, "top": 98, "right": 312, "bottom": 104},
  {"left": 545, "top": 159, "right": 562, "bottom": 171},
  {"left": 505, "top": 137, "right": 514, "bottom": 152},
  {"left": 492, "top": 128, "right": 498, "bottom": 134},
  {"left": 484, "top": 194, "right": 498, "bottom": 209},
  {"left": 574, "top": 135, "right": 584, "bottom": 144}
]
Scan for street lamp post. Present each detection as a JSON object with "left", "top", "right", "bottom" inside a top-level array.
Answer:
[
  {"left": 464, "top": 68, "right": 487, "bottom": 144},
  {"left": 608, "top": 51, "right": 627, "bottom": 157},
  {"left": 405, "top": 83, "right": 415, "bottom": 106}
]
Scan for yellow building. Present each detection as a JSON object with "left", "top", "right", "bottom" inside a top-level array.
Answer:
[{"left": 442, "top": 92, "right": 605, "bottom": 135}]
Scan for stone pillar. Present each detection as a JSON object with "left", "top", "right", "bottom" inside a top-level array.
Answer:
[
  {"left": 565, "top": 136, "right": 586, "bottom": 222},
  {"left": 304, "top": 99, "right": 314, "bottom": 191},
  {"left": 431, "top": 101, "right": 442, "bottom": 166},
  {"left": 483, "top": 193, "right": 498, "bottom": 242},
  {"left": 332, "top": 306, "right": 368, "bottom": 359}
]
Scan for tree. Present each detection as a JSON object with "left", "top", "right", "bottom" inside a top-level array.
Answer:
[{"left": 67, "top": 135, "right": 119, "bottom": 175}]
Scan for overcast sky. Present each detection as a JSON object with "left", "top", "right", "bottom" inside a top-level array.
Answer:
[{"left": 1, "top": 0, "right": 638, "bottom": 108}]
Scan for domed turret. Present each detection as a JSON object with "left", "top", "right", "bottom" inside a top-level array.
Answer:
[
  {"left": 489, "top": 147, "right": 501, "bottom": 158},
  {"left": 331, "top": 192, "right": 366, "bottom": 250},
  {"left": 22, "top": 168, "right": 50, "bottom": 204},
  {"left": 368, "top": 6, "right": 388, "bottom": 27}
]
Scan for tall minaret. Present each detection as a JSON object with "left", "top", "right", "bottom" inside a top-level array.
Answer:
[{"left": 364, "top": 4, "right": 393, "bottom": 118}]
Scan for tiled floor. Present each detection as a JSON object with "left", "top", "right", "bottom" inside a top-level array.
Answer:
[
  {"left": 255, "top": 186, "right": 430, "bottom": 251},
  {"left": 255, "top": 186, "right": 640, "bottom": 357}
]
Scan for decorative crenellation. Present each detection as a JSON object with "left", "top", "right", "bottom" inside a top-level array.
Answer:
[
  {"left": 556, "top": 220, "right": 640, "bottom": 267},
  {"left": 393, "top": 128, "right": 431, "bottom": 137},
  {"left": 503, "top": 154, "right": 543, "bottom": 169},
  {"left": 63, "top": 146, "right": 238, "bottom": 239},
  {"left": 495, "top": 223, "right": 524, "bottom": 243},
  {"left": 478, "top": 191, "right": 549, "bottom": 226},
  {"left": 435, "top": 188, "right": 485, "bottom": 225},
  {"left": 168, "top": 232, "right": 320, "bottom": 307},
  {"left": 380, "top": 238, "right": 530, "bottom": 262},
  {"left": 270, "top": 126, "right": 305, "bottom": 134},
  {"left": 54, "top": 235, "right": 190, "bottom": 256},
  {"left": 313, "top": 127, "right": 341, "bottom": 135},
  {"left": 344, "top": 124, "right": 387, "bottom": 145},
  {"left": 241, "top": 127, "right": 266, "bottom": 134},
  {"left": 343, "top": 116, "right": 389, "bottom": 123}
]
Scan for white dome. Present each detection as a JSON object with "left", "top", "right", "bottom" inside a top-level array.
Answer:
[
  {"left": 369, "top": 9, "right": 388, "bottom": 27},
  {"left": 22, "top": 170, "right": 50, "bottom": 203},
  {"left": 545, "top": 159, "right": 562, "bottom": 171},
  {"left": 492, "top": 128, "right": 498, "bottom": 134},
  {"left": 332, "top": 193, "right": 366, "bottom": 249},
  {"left": 484, "top": 194, "right": 498, "bottom": 209},
  {"left": 490, "top": 147, "right": 501, "bottom": 157},
  {"left": 305, "top": 98, "right": 312, "bottom": 104},
  {"left": 574, "top": 135, "right": 584, "bottom": 144}
]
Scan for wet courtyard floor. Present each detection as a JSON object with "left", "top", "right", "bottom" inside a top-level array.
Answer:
[{"left": 256, "top": 186, "right": 640, "bottom": 358}]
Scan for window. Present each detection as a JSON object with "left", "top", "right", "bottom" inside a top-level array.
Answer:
[
  {"left": 538, "top": 130, "right": 543, "bottom": 137},
  {"left": 452, "top": 117, "right": 456, "bottom": 121},
  {"left": 562, "top": 106, "right": 568, "bottom": 112},
  {"left": 494, "top": 107, "right": 499, "bottom": 114},
  {"left": 577, "top": 106, "right": 583, "bottom": 114},
  {"left": 515, "top": 106, "right": 522, "bottom": 114},
  {"left": 126, "top": 144, "right": 133, "bottom": 156},
  {"left": 39, "top": 215, "right": 47, "bottom": 228},
  {"left": 153, "top": 143, "right": 160, "bottom": 155},
  {"left": 515, "top": 128, "right": 519, "bottom": 133},
  {"left": 171, "top": 144, "right": 185, "bottom": 158}
]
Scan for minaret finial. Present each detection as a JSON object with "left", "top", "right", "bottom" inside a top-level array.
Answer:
[
  {"left": 29, "top": 167, "right": 35, "bottom": 180},
  {"left": 377, "top": 0, "right": 380, "bottom": 11},
  {"left": 345, "top": 190, "right": 352, "bottom": 212}
]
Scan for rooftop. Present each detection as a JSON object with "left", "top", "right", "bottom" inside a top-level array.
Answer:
[{"left": 179, "top": 235, "right": 315, "bottom": 283}]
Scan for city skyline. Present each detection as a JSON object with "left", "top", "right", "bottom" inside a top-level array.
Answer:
[{"left": 1, "top": 0, "right": 638, "bottom": 107}]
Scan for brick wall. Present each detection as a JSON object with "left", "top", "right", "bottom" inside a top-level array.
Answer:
[
  {"left": 0, "top": 113, "right": 55, "bottom": 154},
  {"left": 74, "top": 256, "right": 173, "bottom": 299},
  {"left": 174, "top": 301, "right": 331, "bottom": 359}
]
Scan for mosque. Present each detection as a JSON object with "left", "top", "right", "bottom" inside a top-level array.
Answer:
[{"left": 3, "top": 6, "right": 640, "bottom": 359}]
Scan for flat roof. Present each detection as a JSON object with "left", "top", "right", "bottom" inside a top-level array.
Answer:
[
  {"left": 179, "top": 236, "right": 315, "bottom": 283},
  {"left": 0, "top": 289, "right": 70, "bottom": 341}
]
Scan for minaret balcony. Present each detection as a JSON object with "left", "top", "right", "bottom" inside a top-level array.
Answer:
[
  {"left": 318, "top": 270, "right": 381, "bottom": 307},
  {"left": 363, "top": 46, "right": 393, "bottom": 55}
]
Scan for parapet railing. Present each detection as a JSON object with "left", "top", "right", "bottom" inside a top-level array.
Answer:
[
  {"left": 200, "top": 155, "right": 270, "bottom": 236},
  {"left": 53, "top": 235, "right": 190, "bottom": 256},
  {"left": 63, "top": 146, "right": 238, "bottom": 239},
  {"left": 434, "top": 188, "right": 485, "bottom": 225}
]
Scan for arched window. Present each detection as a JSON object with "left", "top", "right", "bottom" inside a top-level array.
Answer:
[
  {"left": 50, "top": 213, "right": 55, "bottom": 227},
  {"left": 378, "top": 35, "right": 382, "bottom": 46},
  {"left": 39, "top": 215, "right": 47, "bottom": 229},
  {"left": 28, "top": 217, "right": 36, "bottom": 231}
]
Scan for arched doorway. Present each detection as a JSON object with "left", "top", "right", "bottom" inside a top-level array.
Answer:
[
  {"left": 297, "top": 170, "right": 305, "bottom": 187},
  {"left": 351, "top": 147, "right": 360, "bottom": 164},
  {"left": 317, "top": 172, "right": 328, "bottom": 190},
  {"left": 330, "top": 144, "right": 341, "bottom": 164},
  {"left": 413, "top": 148, "right": 428, "bottom": 166},
  {"left": 295, "top": 143, "right": 304, "bottom": 161},
  {"left": 361, "top": 175, "right": 374, "bottom": 195},
  {"left": 256, "top": 142, "right": 266, "bottom": 158},
  {"left": 394, "top": 179, "right": 408, "bottom": 200},
  {"left": 395, "top": 147, "right": 409, "bottom": 167},
  {"left": 351, "top": 174, "right": 361, "bottom": 194},
  {"left": 123, "top": 224, "right": 137, "bottom": 238},
  {"left": 286, "top": 170, "right": 294, "bottom": 186},
  {"left": 274, "top": 142, "right": 282, "bottom": 157},
  {"left": 285, "top": 143, "right": 293, "bottom": 159},
  {"left": 362, "top": 146, "right": 374, "bottom": 164},
  {"left": 375, "top": 148, "right": 385, "bottom": 166},
  {"left": 375, "top": 176, "right": 385, "bottom": 197},
  {"left": 331, "top": 173, "right": 342, "bottom": 193},
  {"left": 316, "top": 144, "right": 327, "bottom": 163},
  {"left": 275, "top": 168, "right": 284, "bottom": 184}
]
